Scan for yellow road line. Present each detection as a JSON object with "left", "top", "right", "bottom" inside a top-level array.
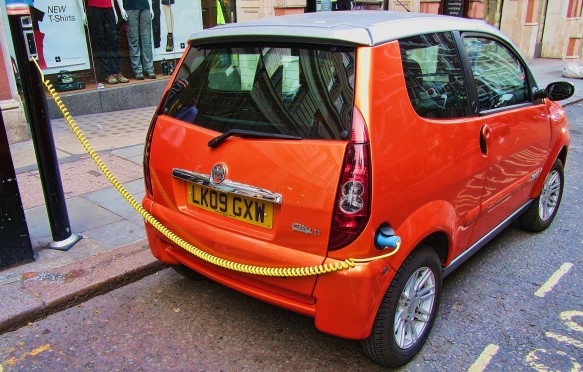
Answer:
[
  {"left": 1, "top": 344, "right": 51, "bottom": 367},
  {"left": 534, "top": 262, "right": 574, "bottom": 298},
  {"left": 545, "top": 331, "right": 583, "bottom": 349},
  {"left": 560, "top": 310, "right": 583, "bottom": 333},
  {"left": 468, "top": 344, "right": 499, "bottom": 372}
]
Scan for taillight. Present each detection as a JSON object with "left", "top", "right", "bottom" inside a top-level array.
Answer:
[{"left": 329, "top": 107, "right": 371, "bottom": 251}]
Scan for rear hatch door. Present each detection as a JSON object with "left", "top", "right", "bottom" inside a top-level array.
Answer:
[{"left": 148, "top": 43, "right": 356, "bottom": 296}]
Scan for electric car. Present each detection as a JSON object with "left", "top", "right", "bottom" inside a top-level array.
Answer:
[{"left": 142, "top": 11, "right": 573, "bottom": 367}]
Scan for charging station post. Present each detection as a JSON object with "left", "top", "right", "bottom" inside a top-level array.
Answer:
[{"left": 7, "top": 3, "right": 81, "bottom": 251}]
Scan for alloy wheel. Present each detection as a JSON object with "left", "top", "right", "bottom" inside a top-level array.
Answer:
[
  {"left": 393, "top": 267, "right": 436, "bottom": 349},
  {"left": 538, "top": 169, "right": 561, "bottom": 222}
]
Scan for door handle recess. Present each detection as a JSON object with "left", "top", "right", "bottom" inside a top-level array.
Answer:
[
  {"left": 480, "top": 123, "right": 509, "bottom": 155},
  {"left": 480, "top": 125, "right": 489, "bottom": 155}
]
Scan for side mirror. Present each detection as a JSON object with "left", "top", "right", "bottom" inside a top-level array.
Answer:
[{"left": 537, "top": 81, "right": 575, "bottom": 101}]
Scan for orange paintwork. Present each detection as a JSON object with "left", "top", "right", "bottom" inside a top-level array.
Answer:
[{"left": 143, "top": 39, "right": 570, "bottom": 340}]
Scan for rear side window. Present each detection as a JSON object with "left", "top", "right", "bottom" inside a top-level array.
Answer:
[
  {"left": 163, "top": 44, "right": 356, "bottom": 140},
  {"left": 463, "top": 37, "right": 530, "bottom": 111},
  {"left": 399, "top": 32, "right": 470, "bottom": 119}
]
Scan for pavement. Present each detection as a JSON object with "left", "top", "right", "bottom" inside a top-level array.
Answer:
[{"left": 1, "top": 58, "right": 583, "bottom": 334}]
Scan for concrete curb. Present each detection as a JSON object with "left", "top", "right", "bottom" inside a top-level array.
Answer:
[
  {"left": 564, "top": 97, "right": 583, "bottom": 107},
  {"left": 46, "top": 79, "right": 167, "bottom": 119},
  {"left": 0, "top": 240, "right": 166, "bottom": 335}
]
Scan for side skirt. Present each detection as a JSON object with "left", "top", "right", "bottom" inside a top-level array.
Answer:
[{"left": 443, "top": 200, "right": 533, "bottom": 277}]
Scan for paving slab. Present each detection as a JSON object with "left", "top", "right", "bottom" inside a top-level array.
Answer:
[
  {"left": 111, "top": 144, "right": 145, "bottom": 161},
  {"left": 16, "top": 154, "right": 143, "bottom": 210},
  {"left": 82, "top": 220, "right": 145, "bottom": 250}
]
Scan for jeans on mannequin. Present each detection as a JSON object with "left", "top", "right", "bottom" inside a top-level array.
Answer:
[{"left": 125, "top": 9, "right": 154, "bottom": 77}]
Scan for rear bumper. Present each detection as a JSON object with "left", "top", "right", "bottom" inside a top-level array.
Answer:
[{"left": 144, "top": 221, "right": 396, "bottom": 340}]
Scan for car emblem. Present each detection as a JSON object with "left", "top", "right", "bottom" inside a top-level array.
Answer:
[{"left": 211, "top": 163, "right": 227, "bottom": 184}]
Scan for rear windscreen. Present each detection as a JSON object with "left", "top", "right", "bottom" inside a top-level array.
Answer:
[{"left": 162, "top": 44, "right": 356, "bottom": 140}]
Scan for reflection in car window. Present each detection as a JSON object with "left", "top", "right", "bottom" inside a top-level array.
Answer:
[
  {"left": 463, "top": 37, "right": 529, "bottom": 111},
  {"left": 399, "top": 32, "right": 470, "bottom": 119},
  {"left": 163, "top": 44, "right": 355, "bottom": 140}
]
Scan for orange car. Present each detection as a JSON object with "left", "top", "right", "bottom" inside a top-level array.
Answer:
[{"left": 142, "top": 12, "right": 573, "bottom": 367}]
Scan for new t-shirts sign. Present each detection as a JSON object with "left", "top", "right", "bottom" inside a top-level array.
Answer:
[{"left": 33, "top": 0, "right": 90, "bottom": 73}]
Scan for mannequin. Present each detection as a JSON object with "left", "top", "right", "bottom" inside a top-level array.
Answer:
[
  {"left": 117, "top": 0, "right": 156, "bottom": 80},
  {"left": 78, "top": 0, "right": 129, "bottom": 84},
  {"left": 162, "top": 0, "right": 174, "bottom": 52}
]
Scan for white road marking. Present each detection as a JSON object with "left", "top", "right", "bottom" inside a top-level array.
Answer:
[
  {"left": 468, "top": 344, "right": 499, "bottom": 372},
  {"left": 534, "top": 263, "right": 574, "bottom": 298}
]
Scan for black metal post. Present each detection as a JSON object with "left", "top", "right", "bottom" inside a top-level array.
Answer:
[
  {"left": 7, "top": 3, "right": 81, "bottom": 251},
  {"left": 0, "top": 110, "right": 34, "bottom": 268}
]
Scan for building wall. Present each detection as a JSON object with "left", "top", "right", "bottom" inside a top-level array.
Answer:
[
  {"left": 500, "top": 0, "right": 540, "bottom": 59},
  {"left": 420, "top": 0, "right": 440, "bottom": 14},
  {"left": 238, "top": 0, "right": 275, "bottom": 21},
  {"left": 0, "top": 8, "right": 29, "bottom": 144},
  {"left": 0, "top": 43, "right": 10, "bottom": 102},
  {"left": 389, "top": 0, "right": 419, "bottom": 11},
  {"left": 541, "top": 0, "right": 582, "bottom": 59},
  {"left": 415, "top": 0, "right": 582, "bottom": 60},
  {"left": 274, "top": 0, "right": 306, "bottom": 15}
]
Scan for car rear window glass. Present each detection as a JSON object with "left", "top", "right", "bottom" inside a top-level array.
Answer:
[
  {"left": 399, "top": 32, "right": 470, "bottom": 119},
  {"left": 162, "top": 44, "right": 356, "bottom": 140}
]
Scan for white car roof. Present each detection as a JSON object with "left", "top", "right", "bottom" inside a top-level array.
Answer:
[{"left": 188, "top": 11, "right": 511, "bottom": 47}]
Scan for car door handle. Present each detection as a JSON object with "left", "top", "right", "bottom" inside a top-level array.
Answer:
[
  {"left": 482, "top": 123, "right": 509, "bottom": 138},
  {"left": 480, "top": 123, "right": 510, "bottom": 155},
  {"left": 480, "top": 125, "right": 490, "bottom": 155},
  {"left": 481, "top": 124, "right": 491, "bottom": 141}
]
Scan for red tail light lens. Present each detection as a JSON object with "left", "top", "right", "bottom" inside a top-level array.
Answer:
[{"left": 329, "top": 107, "right": 371, "bottom": 251}]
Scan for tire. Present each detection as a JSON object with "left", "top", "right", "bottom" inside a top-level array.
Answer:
[
  {"left": 171, "top": 264, "right": 208, "bottom": 281},
  {"left": 361, "top": 245, "right": 442, "bottom": 368},
  {"left": 519, "top": 159, "right": 564, "bottom": 232}
]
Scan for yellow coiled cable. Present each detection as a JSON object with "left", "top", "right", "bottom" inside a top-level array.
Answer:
[{"left": 32, "top": 58, "right": 400, "bottom": 277}]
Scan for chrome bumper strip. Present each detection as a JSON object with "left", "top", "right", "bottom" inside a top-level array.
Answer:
[{"left": 172, "top": 168, "right": 283, "bottom": 204}]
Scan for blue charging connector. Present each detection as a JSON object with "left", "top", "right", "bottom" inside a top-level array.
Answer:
[{"left": 375, "top": 225, "right": 400, "bottom": 250}]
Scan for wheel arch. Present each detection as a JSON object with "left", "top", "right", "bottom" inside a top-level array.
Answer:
[
  {"left": 557, "top": 146, "right": 568, "bottom": 168},
  {"left": 384, "top": 200, "right": 456, "bottom": 273},
  {"left": 419, "top": 232, "right": 449, "bottom": 266},
  {"left": 530, "top": 144, "right": 569, "bottom": 199}
]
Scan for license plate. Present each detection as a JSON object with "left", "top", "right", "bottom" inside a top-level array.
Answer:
[{"left": 188, "top": 184, "right": 273, "bottom": 229}]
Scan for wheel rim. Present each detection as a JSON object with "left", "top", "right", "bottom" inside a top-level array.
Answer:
[
  {"left": 538, "top": 169, "right": 561, "bottom": 222},
  {"left": 394, "top": 267, "right": 436, "bottom": 349}
]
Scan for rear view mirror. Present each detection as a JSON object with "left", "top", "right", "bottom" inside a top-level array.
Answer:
[{"left": 546, "top": 81, "right": 575, "bottom": 101}]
